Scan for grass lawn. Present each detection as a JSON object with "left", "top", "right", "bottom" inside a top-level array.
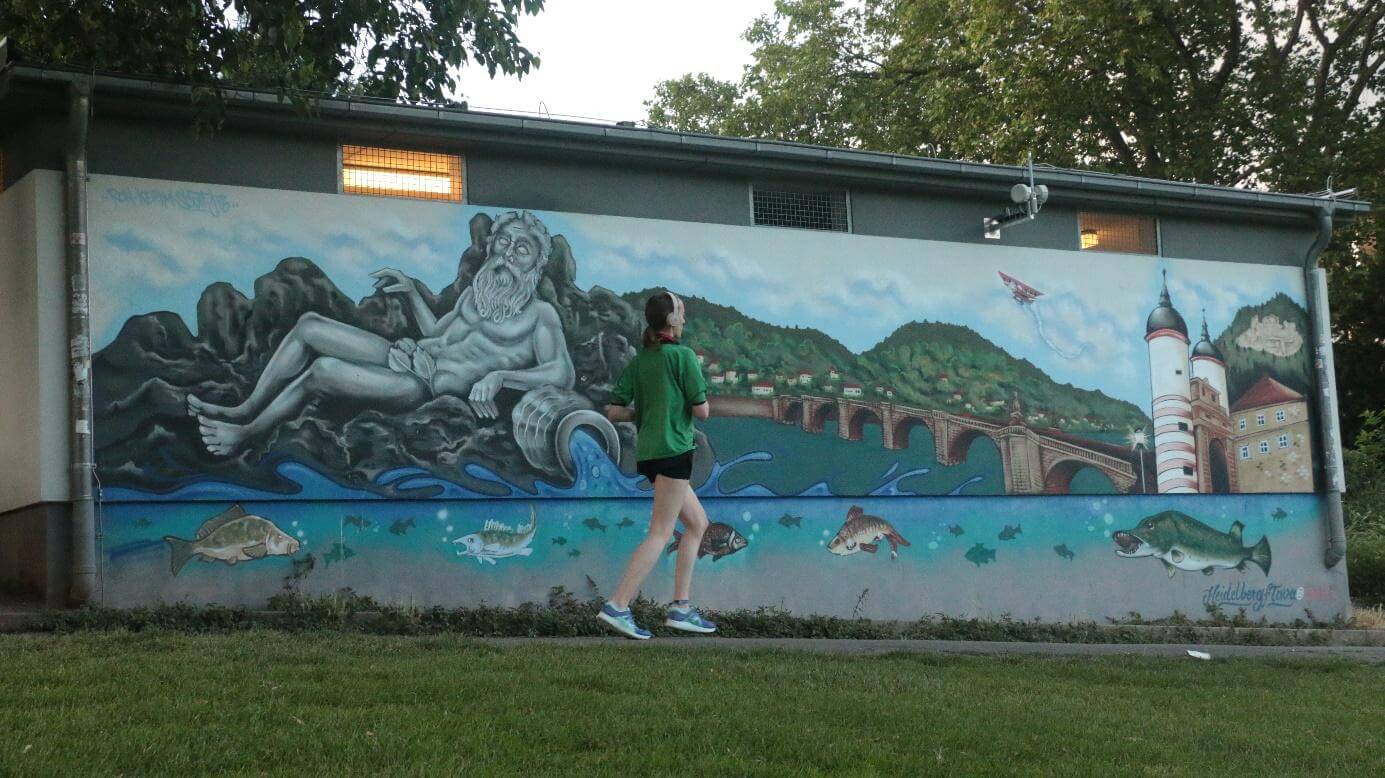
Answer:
[{"left": 1, "top": 632, "right": 1382, "bottom": 775}]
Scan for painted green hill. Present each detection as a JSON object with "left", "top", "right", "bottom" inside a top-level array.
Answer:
[
  {"left": 1213, "top": 293, "right": 1312, "bottom": 402},
  {"left": 623, "top": 290, "right": 1150, "bottom": 432}
]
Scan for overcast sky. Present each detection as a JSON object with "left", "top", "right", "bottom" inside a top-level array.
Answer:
[{"left": 455, "top": 1, "right": 776, "bottom": 123}]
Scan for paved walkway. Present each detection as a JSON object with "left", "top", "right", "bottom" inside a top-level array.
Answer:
[{"left": 479, "top": 636, "right": 1385, "bottom": 662}]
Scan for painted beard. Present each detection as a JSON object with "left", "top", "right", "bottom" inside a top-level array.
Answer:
[{"left": 473, "top": 256, "right": 542, "bottom": 323}]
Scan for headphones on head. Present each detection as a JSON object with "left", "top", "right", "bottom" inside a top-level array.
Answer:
[{"left": 666, "top": 291, "right": 685, "bottom": 327}]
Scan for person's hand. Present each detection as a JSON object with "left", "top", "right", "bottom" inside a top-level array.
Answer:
[
  {"left": 370, "top": 268, "right": 417, "bottom": 296},
  {"left": 469, "top": 371, "right": 506, "bottom": 418}
]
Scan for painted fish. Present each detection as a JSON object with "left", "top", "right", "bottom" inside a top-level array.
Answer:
[
  {"left": 324, "top": 541, "right": 355, "bottom": 567},
  {"left": 344, "top": 515, "right": 372, "bottom": 529},
  {"left": 617, "top": 517, "right": 635, "bottom": 529},
  {"left": 778, "top": 513, "right": 803, "bottom": 529},
  {"left": 965, "top": 543, "right": 997, "bottom": 567},
  {"left": 163, "top": 505, "right": 300, "bottom": 576},
  {"left": 827, "top": 506, "right": 911, "bottom": 560},
  {"left": 454, "top": 505, "right": 537, "bottom": 565},
  {"left": 288, "top": 554, "right": 316, "bottom": 580},
  {"left": 998, "top": 524, "right": 1022, "bottom": 541},
  {"left": 389, "top": 518, "right": 415, "bottom": 536},
  {"left": 1271, "top": 507, "right": 1288, "bottom": 521},
  {"left": 1054, "top": 544, "right": 1075, "bottom": 561},
  {"left": 948, "top": 524, "right": 964, "bottom": 536},
  {"left": 667, "top": 522, "right": 749, "bottom": 562},
  {"left": 1113, "top": 511, "right": 1271, "bottom": 578},
  {"left": 552, "top": 537, "right": 568, "bottom": 546},
  {"left": 569, "top": 548, "right": 582, "bottom": 558},
  {"left": 583, "top": 517, "right": 608, "bottom": 533}
]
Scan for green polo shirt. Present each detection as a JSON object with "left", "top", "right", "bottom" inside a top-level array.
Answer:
[{"left": 609, "top": 343, "right": 708, "bottom": 462}]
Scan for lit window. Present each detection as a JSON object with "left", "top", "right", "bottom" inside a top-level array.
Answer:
[
  {"left": 1240, "top": 445, "right": 1250, "bottom": 460},
  {"left": 1259, "top": 440, "right": 1270, "bottom": 454},
  {"left": 1278, "top": 434, "right": 1289, "bottom": 449},
  {"left": 1276, "top": 409, "right": 1286, "bottom": 423},
  {"left": 1256, "top": 413, "right": 1266, "bottom": 427},
  {"left": 340, "top": 145, "right": 463, "bottom": 202},
  {"left": 1238, "top": 418, "right": 1247, "bottom": 431},
  {"left": 1078, "top": 212, "right": 1158, "bottom": 254},
  {"left": 752, "top": 186, "right": 850, "bottom": 232}
]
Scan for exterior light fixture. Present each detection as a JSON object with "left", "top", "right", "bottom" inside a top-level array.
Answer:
[
  {"left": 984, "top": 153, "right": 1050, "bottom": 239},
  {"left": 1080, "top": 228, "right": 1099, "bottom": 249}
]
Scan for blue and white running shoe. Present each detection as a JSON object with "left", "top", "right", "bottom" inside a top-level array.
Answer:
[
  {"left": 665, "top": 606, "right": 717, "bottom": 634},
  {"left": 597, "top": 603, "right": 652, "bottom": 640}
]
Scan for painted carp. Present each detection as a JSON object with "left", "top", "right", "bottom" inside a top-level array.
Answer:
[{"left": 827, "top": 506, "right": 910, "bottom": 560}]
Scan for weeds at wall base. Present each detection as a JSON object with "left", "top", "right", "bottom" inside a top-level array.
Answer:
[{"left": 20, "top": 586, "right": 1362, "bottom": 646}]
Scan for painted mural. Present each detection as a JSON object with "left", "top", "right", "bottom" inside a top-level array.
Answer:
[
  {"left": 89, "top": 175, "right": 1320, "bottom": 501},
  {"left": 99, "top": 492, "right": 1347, "bottom": 623}
]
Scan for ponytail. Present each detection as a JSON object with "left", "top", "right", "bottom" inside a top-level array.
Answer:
[
  {"left": 642, "top": 327, "right": 661, "bottom": 348},
  {"left": 642, "top": 292, "right": 681, "bottom": 348}
]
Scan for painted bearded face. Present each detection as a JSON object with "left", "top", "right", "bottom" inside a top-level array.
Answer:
[{"left": 474, "top": 220, "right": 547, "bottom": 323}]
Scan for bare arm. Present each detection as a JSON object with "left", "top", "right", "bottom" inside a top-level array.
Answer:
[
  {"left": 692, "top": 402, "right": 710, "bottom": 421},
  {"left": 606, "top": 405, "right": 636, "bottom": 423}
]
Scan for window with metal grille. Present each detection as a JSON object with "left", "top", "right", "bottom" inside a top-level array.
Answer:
[
  {"left": 340, "top": 145, "right": 463, "bottom": 202},
  {"left": 1078, "top": 212, "right": 1158, "bottom": 254},
  {"left": 752, "top": 186, "right": 849, "bottom": 232}
]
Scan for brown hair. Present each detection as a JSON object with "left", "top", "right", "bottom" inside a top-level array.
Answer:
[{"left": 643, "top": 292, "right": 676, "bottom": 348}]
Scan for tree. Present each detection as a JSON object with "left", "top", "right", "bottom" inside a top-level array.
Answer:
[
  {"left": 648, "top": 0, "right": 1383, "bottom": 441},
  {"left": 2, "top": 0, "right": 545, "bottom": 123}
]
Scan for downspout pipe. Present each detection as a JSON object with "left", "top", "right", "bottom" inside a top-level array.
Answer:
[
  {"left": 65, "top": 78, "right": 98, "bottom": 605},
  {"left": 1304, "top": 201, "right": 1348, "bottom": 569}
]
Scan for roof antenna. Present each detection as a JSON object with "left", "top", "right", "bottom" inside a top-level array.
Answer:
[{"left": 984, "top": 152, "right": 1050, "bottom": 239}]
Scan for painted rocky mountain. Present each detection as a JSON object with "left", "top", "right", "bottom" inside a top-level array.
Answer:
[
  {"left": 1213, "top": 293, "right": 1312, "bottom": 402},
  {"left": 93, "top": 213, "right": 647, "bottom": 497}
]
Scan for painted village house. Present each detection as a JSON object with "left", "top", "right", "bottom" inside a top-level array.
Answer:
[{"left": 0, "top": 59, "right": 1367, "bottom": 623}]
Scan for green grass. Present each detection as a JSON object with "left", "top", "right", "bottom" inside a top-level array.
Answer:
[{"left": 1, "top": 632, "right": 1382, "bottom": 775}]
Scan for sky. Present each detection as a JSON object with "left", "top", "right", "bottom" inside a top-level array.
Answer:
[
  {"left": 455, "top": 1, "right": 776, "bottom": 123},
  {"left": 88, "top": 176, "right": 1308, "bottom": 412}
]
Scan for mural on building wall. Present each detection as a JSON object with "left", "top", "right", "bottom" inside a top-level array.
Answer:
[
  {"left": 88, "top": 175, "right": 1319, "bottom": 501},
  {"left": 98, "top": 493, "right": 1346, "bottom": 623}
]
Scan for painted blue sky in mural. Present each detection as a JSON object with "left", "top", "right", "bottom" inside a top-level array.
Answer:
[{"left": 90, "top": 176, "right": 1306, "bottom": 409}]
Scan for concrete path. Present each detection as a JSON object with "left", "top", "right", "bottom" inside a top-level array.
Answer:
[{"left": 479, "top": 636, "right": 1385, "bottom": 663}]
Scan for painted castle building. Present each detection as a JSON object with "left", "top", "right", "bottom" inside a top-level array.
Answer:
[{"left": 1230, "top": 376, "right": 1313, "bottom": 492}]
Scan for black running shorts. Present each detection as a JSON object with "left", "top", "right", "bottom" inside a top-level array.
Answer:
[{"left": 636, "top": 450, "right": 694, "bottom": 482}]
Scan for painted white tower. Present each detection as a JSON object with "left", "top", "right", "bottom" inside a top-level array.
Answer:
[
  {"left": 1190, "top": 312, "right": 1230, "bottom": 415},
  {"left": 1146, "top": 272, "right": 1198, "bottom": 493}
]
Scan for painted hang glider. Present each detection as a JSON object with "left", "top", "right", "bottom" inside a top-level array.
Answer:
[
  {"left": 998, "top": 271, "right": 1089, "bottom": 360},
  {"left": 998, "top": 271, "right": 1043, "bottom": 304}
]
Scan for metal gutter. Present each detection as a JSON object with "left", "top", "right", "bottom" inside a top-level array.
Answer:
[
  {"left": 1304, "top": 199, "right": 1349, "bottom": 570},
  {"left": 3, "top": 64, "right": 1372, "bottom": 222}
]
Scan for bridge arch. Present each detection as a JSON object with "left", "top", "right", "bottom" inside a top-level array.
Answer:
[
  {"left": 946, "top": 427, "right": 994, "bottom": 465},
  {"left": 1042, "top": 458, "right": 1119, "bottom": 494},
  {"left": 781, "top": 399, "right": 804, "bottom": 426},
  {"left": 810, "top": 401, "right": 838, "bottom": 431},
  {"left": 845, "top": 406, "right": 883, "bottom": 442},
  {"left": 890, "top": 415, "right": 934, "bottom": 450}
]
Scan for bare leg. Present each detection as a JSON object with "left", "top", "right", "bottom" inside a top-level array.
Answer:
[
  {"left": 198, "top": 357, "right": 428, "bottom": 455},
  {"left": 609, "top": 476, "right": 688, "bottom": 610},
  {"left": 189, "top": 312, "right": 394, "bottom": 421},
  {"left": 672, "top": 489, "right": 708, "bottom": 603}
]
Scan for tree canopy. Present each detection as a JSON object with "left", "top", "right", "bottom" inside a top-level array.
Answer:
[
  {"left": 648, "top": 0, "right": 1383, "bottom": 441},
  {"left": 2, "top": 0, "right": 545, "bottom": 118}
]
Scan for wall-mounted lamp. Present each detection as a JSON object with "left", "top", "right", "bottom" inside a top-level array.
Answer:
[{"left": 1080, "top": 228, "right": 1099, "bottom": 249}]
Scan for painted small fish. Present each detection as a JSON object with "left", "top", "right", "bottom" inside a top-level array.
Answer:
[
  {"left": 948, "top": 524, "right": 964, "bottom": 536},
  {"left": 552, "top": 537, "right": 568, "bottom": 546},
  {"left": 1271, "top": 507, "right": 1288, "bottom": 521},
  {"left": 324, "top": 541, "right": 356, "bottom": 567},
  {"left": 454, "top": 505, "right": 538, "bottom": 565},
  {"left": 288, "top": 554, "right": 316, "bottom": 580},
  {"left": 344, "top": 515, "right": 372, "bottom": 530},
  {"left": 1054, "top": 544, "right": 1075, "bottom": 561},
  {"left": 998, "top": 524, "right": 1022, "bottom": 541},
  {"left": 827, "top": 506, "right": 911, "bottom": 560},
  {"left": 135, "top": 518, "right": 152, "bottom": 529},
  {"left": 778, "top": 513, "right": 803, "bottom": 529},
  {"left": 617, "top": 517, "right": 635, "bottom": 529},
  {"left": 667, "top": 522, "right": 749, "bottom": 562},
  {"left": 388, "top": 518, "right": 415, "bottom": 536},
  {"left": 1113, "top": 511, "right": 1271, "bottom": 578},
  {"left": 965, "top": 543, "right": 997, "bottom": 567},
  {"left": 582, "top": 517, "right": 608, "bottom": 533},
  {"left": 569, "top": 548, "right": 582, "bottom": 558},
  {"left": 163, "top": 505, "right": 300, "bottom": 576}
]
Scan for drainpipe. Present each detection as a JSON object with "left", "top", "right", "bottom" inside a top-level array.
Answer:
[
  {"left": 65, "top": 78, "right": 98, "bottom": 605},
  {"left": 1304, "top": 199, "right": 1348, "bottom": 569}
]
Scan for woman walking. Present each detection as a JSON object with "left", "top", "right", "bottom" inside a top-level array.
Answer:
[{"left": 597, "top": 291, "right": 715, "bottom": 639}]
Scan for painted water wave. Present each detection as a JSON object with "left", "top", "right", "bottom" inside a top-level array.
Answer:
[{"left": 100, "top": 433, "right": 987, "bottom": 503}]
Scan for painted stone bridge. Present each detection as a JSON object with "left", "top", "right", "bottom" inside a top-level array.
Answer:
[{"left": 710, "top": 394, "right": 1140, "bottom": 494}]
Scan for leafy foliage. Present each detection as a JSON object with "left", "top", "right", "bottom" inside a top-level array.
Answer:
[{"left": 2, "top": 0, "right": 545, "bottom": 124}]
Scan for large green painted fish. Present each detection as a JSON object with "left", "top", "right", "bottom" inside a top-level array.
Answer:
[
  {"left": 163, "top": 505, "right": 300, "bottom": 576},
  {"left": 453, "top": 505, "right": 537, "bottom": 565},
  {"left": 1112, "top": 511, "right": 1271, "bottom": 578}
]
